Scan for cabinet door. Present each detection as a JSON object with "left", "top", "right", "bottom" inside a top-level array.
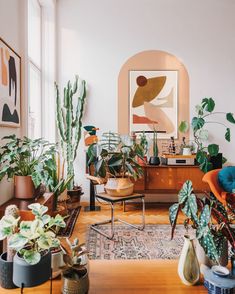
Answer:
[
  {"left": 146, "top": 168, "right": 177, "bottom": 190},
  {"left": 176, "top": 167, "right": 209, "bottom": 192}
]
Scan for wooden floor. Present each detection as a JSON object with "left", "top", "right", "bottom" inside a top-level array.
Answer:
[{"left": 0, "top": 201, "right": 207, "bottom": 293}]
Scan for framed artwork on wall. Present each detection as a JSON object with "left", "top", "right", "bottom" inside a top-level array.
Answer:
[
  {"left": 129, "top": 70, "right": 178, "bottom": 139},
  {"left": 0, "top": 37, "right": 21, "bottom": 127}
]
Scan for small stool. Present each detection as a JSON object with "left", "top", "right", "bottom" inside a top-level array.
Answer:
[{"left": 91, "top": 193, "right": 145, "bottom": 240}]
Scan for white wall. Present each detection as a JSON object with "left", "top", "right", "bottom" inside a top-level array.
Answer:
[
  {"left": 0, "top": 0, "right": 27, "bottom": 204},
  {"left": 57, "top": 0, "right": 235, "bottom": 201}
]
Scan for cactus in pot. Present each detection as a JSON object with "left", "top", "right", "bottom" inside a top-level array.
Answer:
[{"left": 55, "top": 76, "right": 86, "bottom": 190}]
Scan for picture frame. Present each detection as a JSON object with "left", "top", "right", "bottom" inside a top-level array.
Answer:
[
  {"left": 129, "top": 70, "right": 178, "bottom": 139},
  {"left": 0, "top": 37, "right": 21, "bottom": 127}
]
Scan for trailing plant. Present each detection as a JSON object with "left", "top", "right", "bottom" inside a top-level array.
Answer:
[
  {"left": 169, "top": 180, "right": 235, "bottom": 263},
  {"left": 0, "top": 204, "right": 66, "bottom": 265},
  {"left": 0, "top": 135, "right": 57, "bottom": 188},
  {"left": 87, "top": 135, "right": 144, "bottom": 180},
  {"left": 55, "top": 75, "right": 86, "bottom": 189},
  {"left": 0, "top": 205, "right": 20, "bottom": 262},
  {"left": 60, "top": 238, "right": 88, "bottom": 280},
  {"left": 179, "top": 97, "right": 235, "bottom": 172}
]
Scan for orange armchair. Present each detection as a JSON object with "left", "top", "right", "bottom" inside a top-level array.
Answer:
[{"left": 202, "top": 169, "right": 230, "bottom": 206}]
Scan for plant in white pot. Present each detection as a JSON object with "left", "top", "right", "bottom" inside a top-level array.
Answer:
[
  {"left": 3, "top": 203, "right": 66, "bottom": 287},
  {"left": 87, "top": 134, "right": 144, "bottom": 197},
  {"left": 0, "top": 135, "right": 57, "bottom": 199}
]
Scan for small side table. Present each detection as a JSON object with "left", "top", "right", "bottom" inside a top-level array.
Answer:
[{"left": 91, "top": 193, "right": 145, "bottom": 240}]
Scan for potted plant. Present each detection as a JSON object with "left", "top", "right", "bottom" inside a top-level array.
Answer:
[
  {"left": 138, "top": 131, "right": 148, "bottom": 164},
  {"left": 0, "top": 205, "right": 20, "bottom": 289},
  {"left": 55, "top": 76, "right": 86, "bottom": 194},
  {"left": 0, "top": 135, "right": 56, "bottom": 199},
  {"left": 179, "top": 97, "right": 235, "bottom": 172},
  {"left": 169, "top": 180, "right": 235, "bottom": 267},
  {"left": 149, "top": 126, "right": 160, "bottom": 165},
  {"left": 60, "top": 238, "right": 89, "bottom": 294},
  {"left": 1, "top": 203, "right": 66, "bottom": 287},
  {"left": 87, "top": 134, "right": 144, "bottom": 197}
]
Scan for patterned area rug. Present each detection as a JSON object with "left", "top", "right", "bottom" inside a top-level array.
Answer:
[
  {"left": 58, "top": 206, "right": 81, "bottom": 237},
  {"left": 87, "top": 224, "right": 186, "bottom": 260}
]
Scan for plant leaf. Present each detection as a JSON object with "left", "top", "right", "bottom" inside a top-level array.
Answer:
[
  {"left": 169, "top": 203, "right": 180, "bottom": 239},
  {"left": 178, "top": 121, "right": 189, "bottom": 133},
  {"left": 178, "top": 180, "right": 193, "bottom": 204},
  {"left": 225, "top": 128, "right": 230, "bottom": 142},
  {"left": 226, "top": 113, "right": 235, "bottom": 124},
  {"left": 202, "top": 97, "right": 215, "bottom": 112},
  {"left": 23, "top": 250, "right": 41, "bottom": 265},
  {"left": 191, "top": 117, "right": 205, "bottom": 131},
  {"left": 199, "top": 205, "right": 210, "bottom": 227},
  {"left": 208, "top": 144, "right": 219, "bottom": 157}
]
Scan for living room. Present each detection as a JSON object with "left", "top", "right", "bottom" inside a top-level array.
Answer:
[{"left": 0, "top": 0, "right": 235, "bottom": 293}]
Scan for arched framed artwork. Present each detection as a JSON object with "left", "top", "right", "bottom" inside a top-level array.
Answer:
[
  {"left": 118, "top": 50, "right": 189, "bottom": 149},
  {"left": 0, "top": 38, "right": 21, "bottom": 127}
]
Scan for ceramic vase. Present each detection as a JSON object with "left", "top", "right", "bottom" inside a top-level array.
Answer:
[
  {"left": 178, "top": 236, "right": 200, "bottom": 286},
  {"left": 14, "top": 175, "right": 35, "bottom": 199}
]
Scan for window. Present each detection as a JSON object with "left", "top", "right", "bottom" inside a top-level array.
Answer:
[{"left": 27, "top": 0, "right": 56, "bottom": 141}]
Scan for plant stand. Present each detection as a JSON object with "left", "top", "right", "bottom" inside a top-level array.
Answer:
[
  {"left": 84, "top": 181, "right": 101, "bottom": 212},
  {"left": 20, "top": 268, "right": 53, "bottom": 294}
]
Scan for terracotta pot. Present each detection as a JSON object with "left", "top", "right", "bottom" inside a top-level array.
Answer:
[
  {"left": 104, "top": 178, "right": 134, "bottom": 197},
  {"left": 14, "top": 176, "right": 35, "bottom": 199}
]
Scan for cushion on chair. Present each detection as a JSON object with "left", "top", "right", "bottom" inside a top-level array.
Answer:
[{"left": 218, "top": 166, "right": 235, "bottom": 193}]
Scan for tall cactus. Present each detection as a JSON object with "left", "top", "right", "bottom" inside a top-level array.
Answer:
[{"left": 55, "top": 76, "right": 86, "bottom": 189}]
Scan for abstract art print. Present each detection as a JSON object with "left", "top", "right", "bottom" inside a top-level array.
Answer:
[
  {"left": 0, "top": 38, "right": 21, "bottom": 127},
  {"left": 129, "top": 70, "right": 178, "bottom": 139}
]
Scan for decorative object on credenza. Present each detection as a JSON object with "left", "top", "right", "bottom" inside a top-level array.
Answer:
[
  {"left": 55, "top": 75, "right": 86, "bottom": 190},
  {"left": 179, "top": 97, "right": 235, "bottom": 173},
  {"left": 169, "top": 180, "right": 235, "bottom": 268},
  {"left": 177, "top": 235, "right": 200, "bottom": 286},
  {"left": 138, "top": 131, "right": 148, "bottom": 164},
  {"left": 84, "top": 125, "right": 99, "bottom": 146},
  {"left": 0, "top": 38, "right": 21, "bottom": 127},
  {"left": 0, "top": 205, "right": 19, "bottom": 289},
  {"left": 149, "top": 126, "right": 160, "bottom": 165},
  {"left": 87, "top": 134, "right": 144, "bottom": 197},
  {"left": 60, "top": 238, "right": 89, "bottom": 294},
  {"left": 129, "top": 70, "right": 178, "bottom": 139},
  {"left": 201, "top": 264, "right": 235, "bottom": 294},
  {"left": 0, "top": 135, "right": 56, "bottom": 199},
  {"left": 161, "top": 154, "right": 195, "bottom": 166}
]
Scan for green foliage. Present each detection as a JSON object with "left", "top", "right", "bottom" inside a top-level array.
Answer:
[
  {"left": 0, "top": 135, "right": 57, "bottom": 188},
  {"left": 139, "top": 132, "right": 148, "bottom": 156},
  {"left": 169, "top": 180, "right": 235, "bottom": 263},
  {"left": 179, "top": 97, "right": 235, "bottom": 173},
  {"left": 3, "top": 204, "right": 66, "bottom": 265},
  {"left": 178, "top": 121, "right": 189, "bottom": 133},
  {"left": 55, "top": 76, "right": 86, "bottom": 189},
  {"left": 100, "top": 132, "right": 121, "bottom": 151},
  {"left": 87, "top": 134, "right": 144, "bottom": 180}
]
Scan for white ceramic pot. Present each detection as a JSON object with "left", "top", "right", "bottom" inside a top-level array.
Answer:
[
  {"left": 104, "top": 178, "right": 134, "bottom": 197},
  {"left": 182, "top": 147, "right": 192, "bottom": 156},
  {"left": 178, "top": 236, "right": 200, "bottom": 286},
  {"left": 51, "top": 249, "right": 64, "bottom": 279}
]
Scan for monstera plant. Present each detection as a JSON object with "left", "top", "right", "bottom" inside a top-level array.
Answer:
[
  {"left": 169, "top": 180, "right": 235, "bottom": 263},
  {"left": 179, "top": 97, "right": 235, "bottom": 172}
]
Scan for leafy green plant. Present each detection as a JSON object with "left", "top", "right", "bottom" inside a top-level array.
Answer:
[
  {"left": 139, "top": 132, "right": 148, "bottom": 157},
  {"left": 0, "top": 204, "right": 66, "bottom": 265},
  {"left": 87, "top": 135, "right": 144, "bottom": 180},
  {"left": 0, "top": 135, "right": 57, "bottom": 188},
  {"left": 169, "top": 180, "right": 235, "bottom": 262},
  {"left": 55, "top": 75, "right": 86, "bottom": 190},
  {"left": 60, "top": 238, "right": 88, "bottom": 280},
  {"left": 179, "top": 98, "right": 235, "bottom": 172},
  {"left": 100, "top": 131, "right": 121, "bottom": 151}
]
